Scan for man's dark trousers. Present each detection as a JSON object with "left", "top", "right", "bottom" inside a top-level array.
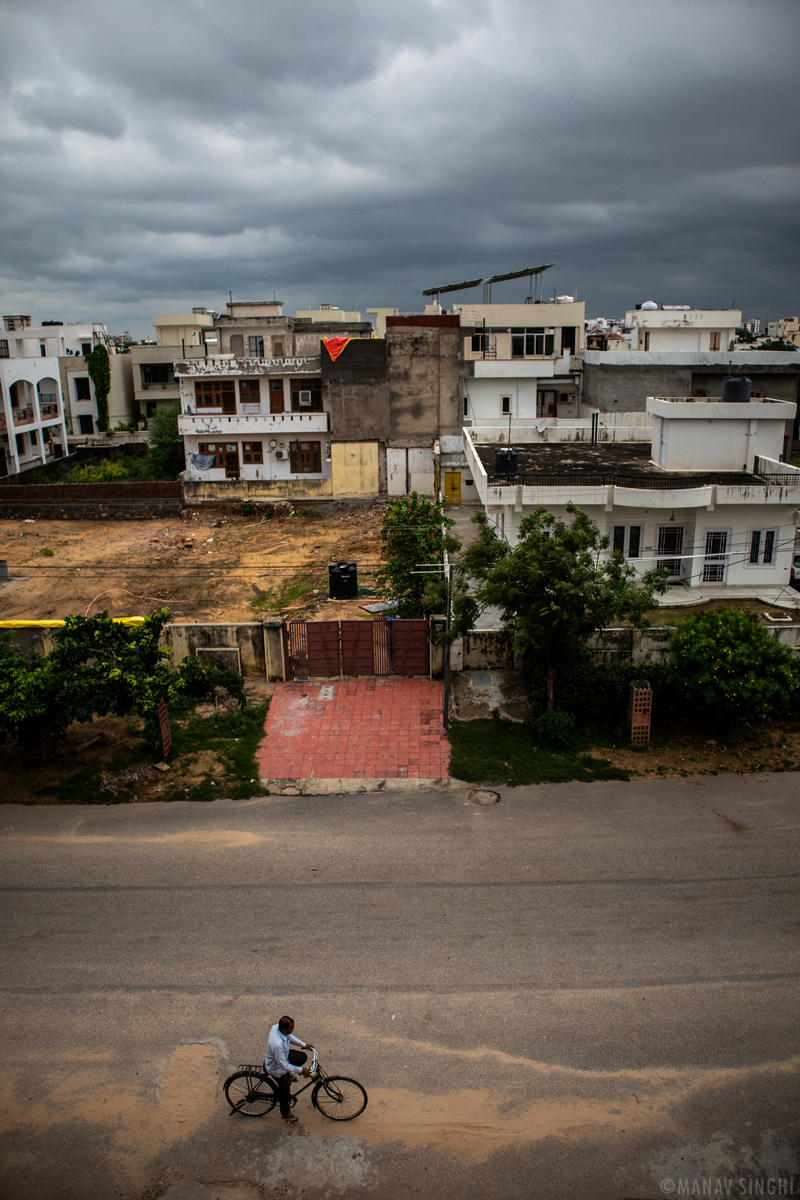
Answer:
[{"left": 276, "top": 1050, "right": 307, "bottom": 1117}]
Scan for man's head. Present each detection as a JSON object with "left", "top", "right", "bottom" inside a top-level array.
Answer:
[{"left": 278, "top": 1016, "right": 294, "bottom": 1034}]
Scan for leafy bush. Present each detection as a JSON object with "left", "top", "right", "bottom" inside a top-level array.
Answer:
[
  {"left": 147, "top": 403, "right": 185, "bottom": 479},
  {"left": 529, "top": 708, "right": 578, "bottom": 751},
  {"left": 40, "top": 547, "right": 54, "bottom": 557},
  {"left": 86, "top": 344, "right": 111, "bottom": 431},
  {"left": 669, "top": 609, "right": 800, "bottom": 729},
  {"left": 0, "top": 611, "right": 245, "bottom": 758}
]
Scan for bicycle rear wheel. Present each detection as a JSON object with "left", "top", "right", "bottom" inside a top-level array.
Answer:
[
  {"left": 224, "top": 1070, "right": 277, "bottom": 1116},
  {"left": 312, "top": 1076, "right": 368, "bottom": 1121}
]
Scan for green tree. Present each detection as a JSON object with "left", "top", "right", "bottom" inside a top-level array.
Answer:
[
  {"left": 147, "top": 402, "right": 185, "bottom": 479},
  {"left": 455, "top": 504, "right": 669, "bottom": 711},
  {"left": 85, "top": 344, "right": 112, "bottom": 431},
  {"left": 758, "top": 338, "right": 798, "bottom": 352},
  {"left": 375, "top": 493, "right": 461, "bottom": 618},
  {"left": 0, "top": 611, "right": 244, "bottom": 757},
  {"left": 735, "top": 326, "right": 757, "bottom": 344},
  {"left": 669, "top": 609, "right": 800, "bottom": 730}
]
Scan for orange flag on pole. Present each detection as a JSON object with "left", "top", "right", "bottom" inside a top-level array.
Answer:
[{"left": 322, "top": 337, "right": 353, "bottom": 361}]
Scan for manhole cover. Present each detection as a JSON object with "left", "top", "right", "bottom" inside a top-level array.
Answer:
[
  {"left": 318, "top": 685, "right": 334, "bottom": 701},
  {"left": 472, "top": 671, "right": 495, "bottom": 688}
]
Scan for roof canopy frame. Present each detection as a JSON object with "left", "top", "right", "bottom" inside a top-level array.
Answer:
[{"left": 422, "top": 264, "right": 554, "bottom": 305}]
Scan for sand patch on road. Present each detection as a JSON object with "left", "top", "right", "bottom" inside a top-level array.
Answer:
[{"left": 6, "top": 830, "right": 264, "bottom": 847}]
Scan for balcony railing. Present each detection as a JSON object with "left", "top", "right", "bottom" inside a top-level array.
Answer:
[
  {"left": 485, "top": 471, "right": 800, "bottom": 490},
  {"left": 39, "top": 402, "right": 59, "bottom": 418},
  {"left": 13, "top": 407, "right": 34, "bottom": 425}
]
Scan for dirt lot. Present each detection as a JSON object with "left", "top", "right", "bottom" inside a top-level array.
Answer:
[{"left": 0, "top": 503, "right": 389, "bottom": 624}]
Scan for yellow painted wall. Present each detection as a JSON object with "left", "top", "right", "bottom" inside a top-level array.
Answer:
[
  {"left": 331, "top": 443, "right": 379, "bottom": 497},
  {"left": 183, "top": 477, "right": 333, "bottom": 501}
]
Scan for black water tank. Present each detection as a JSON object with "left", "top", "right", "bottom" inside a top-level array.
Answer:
[
  {"left": 722, "top": 375, "right": 751, "bottom": 404},
  {"left": 493, "top": 448, "right": 519, "bottom": 475},
  {"left": 329, "top": 561, "right": 357, "bottom": 599}
]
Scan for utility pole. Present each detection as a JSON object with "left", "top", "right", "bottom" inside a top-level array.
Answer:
[{"left": 443, "top": 562, "right": 454, "bottom": 731}]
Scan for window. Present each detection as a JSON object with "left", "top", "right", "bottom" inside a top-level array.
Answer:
[
  {"left": 75, "top": 377, "right": 92, "bottom": 401},
  {"left": 511, "top": 328, "right": 554, "bottom": 357},
  {"left": 560, "top": 326, "right": 577, "bottom": 354},
  {"left": 16, "top": 434, "right": 24, "bottom": 454},
  {"left": 709, "top": 331, "right": 721, "bottom": 351},
  {"left": 78, "top": 415, "right": 94, "bottom": 434},
  {"left": 248, "top": 336, "right": 264, "bottom": 357},
  {"left": 0, "top": 340, "right": 8, "bottom": 358},
  {"left": 269, "top": 379, "right": 285, "bottom": 413},
  {"left": 198, "top": 442, "right": 224, "bottom": 468},
  {"left": 81, "top": 342, "right": 92, "bottom": 356},
  {"left": 242, "top": 441, "right": 263, "bottom": 464},
  {"left": 290, "top": 378, "right": 322, "bottom": 412},
  {"left": 194, "top": 379, "right": 236, "bottom": 408},
  {"left": 702, "top": 530, "right": 729, "bottom": 583},
  {"left": 289, "top": 440, "right": 322, "bottom": 473},
  {"left": 463, "top": 397, "right": 469, "bottom": 417},
  {"left": 471, "top": 334, "right": 490, "bottom": 353},
  {"left": 40, "top": 344, "right": 46, "bottom": 356},
  {"left": 643, "top": 332, "right": 650, "bottom": 350},
  {"left": 29, "top": 429, "right": 37, "bottom": 446},
  {"left": 501, "top": 396, "right": 511, "bottom": 415},
  {"left": 272, "top": 339, "right": 284, "bottom": 357},
  {"left": 141, "top": 363, "right": 175, "bottom": 385},
  {"left": 239, "top": 379, "right": 261, "bottom": 405},
  {"left": 748, "top": 529, "right": 776, "bottom": 566},
  {"left": 612, "top": 525, "right": 641, "bottom": 558}
]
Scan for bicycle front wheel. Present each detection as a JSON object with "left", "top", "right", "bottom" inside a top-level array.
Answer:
[
  {"left": 312, "top": 1076, "right": 368, "bottom": 1121},
  {"left": 224, "top": 1070, "right": 277, "bottom": 1116}
]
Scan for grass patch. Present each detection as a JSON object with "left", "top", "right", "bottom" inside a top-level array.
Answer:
[
  {"left": 250, "top": 575, "right": 313, "bottom": 613},
  {"left": 34, "top": 767, "right": 121, "bottom": 805},
  {"left": 448, "top": 718, "right": 631, "bottom": 785},
  {"left": 40, "top": 547, "right": 54, "bottom": 556},
  {"left": 161, "top": 702, "right": 270, "bottom": 800}
]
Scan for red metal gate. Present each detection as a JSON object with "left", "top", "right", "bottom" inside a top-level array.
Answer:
[
  {"left": 390, "top": 620, "right": 430, "bottom": 677},
  {"left": 283, "top": 619, "right": 427, "bottom": 679}
]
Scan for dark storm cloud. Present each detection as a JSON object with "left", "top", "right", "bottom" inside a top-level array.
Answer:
[{"left": 0, "top": 0, "right": 798, "bottom": 332}]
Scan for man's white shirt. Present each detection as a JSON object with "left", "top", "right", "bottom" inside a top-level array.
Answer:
[{"left": 265, "top": 1023, "right": 308, "bottom": 1077}]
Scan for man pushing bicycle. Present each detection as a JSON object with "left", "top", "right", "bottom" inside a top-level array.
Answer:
[{"left": 265, "top": 1015, "right": 316, "bottom": 1124}]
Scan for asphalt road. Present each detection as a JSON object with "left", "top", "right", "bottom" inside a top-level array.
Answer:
[{"left": 1, "top": 775, "right": 798, "bottom": 1200}]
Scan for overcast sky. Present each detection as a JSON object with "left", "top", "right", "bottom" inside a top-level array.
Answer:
[{"left": 1, "top": 0, "right": 798, "bottom": 336}]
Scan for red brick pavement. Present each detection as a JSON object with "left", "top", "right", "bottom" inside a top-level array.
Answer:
[{"left": 255, "top": 678, "right": 450, "bottom": 780}]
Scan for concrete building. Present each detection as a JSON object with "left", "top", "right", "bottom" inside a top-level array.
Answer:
[
  {"left": 0, "top": 317, "right": 136, "bottom": 451},
  {"left": 129, "top": 310, "right": 216, "bottom": 428},
  {"left": 774, "top": 317, "right": 800, "bottom": 348},
  {"left": 176, "top": 311, "right": 468, "bottom": 503},
  {"left": 322, "top": 314, "right": 466, "bottom": 500},
  {"left": 464, "top": 393, "right": 799, "bottom": 601},
  {"left": 454, "top": 300, "right": 583, "bottom": 431},
  {"left": 743, "top": 319, "right": 761, "bottom": 336},
  {"left": 295, "top": 305, "right": 361, "bottom": 323},
  {"left": 0, "top": 356, "right": 68, "bottom": 475},
  {"left": 581, "top": 350, "right": 800, "bottom": 437},
  {"left": 625, "top": 305, "right": 741, "bottom": 353}
]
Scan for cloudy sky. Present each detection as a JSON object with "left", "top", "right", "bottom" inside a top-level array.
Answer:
[{"left": 1, "top": 0, "right": 798, "bottom": 336}]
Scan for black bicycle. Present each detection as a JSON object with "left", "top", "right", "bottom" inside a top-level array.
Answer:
[{"left": 224, "top": 1048, "right": 368, "bottom": 1121}]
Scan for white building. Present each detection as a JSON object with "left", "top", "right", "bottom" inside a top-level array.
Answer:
[
  {"left": 0, "top": 356, "right": 68, "bottom": 475},
  {"left": 454, "top": 300, "right": 584, "bottom": 425},
  {"left": 625, "top": 305, "right": 741, "bottom": 353},
  {"left": 176, "top": 354, "right": 331, "bottom": 491},
  {"left": 295, "top": 305, "right": 362, "bottom": 323},
  {"left": 464, "top": 393, "right": 800, "bottom": 598}
]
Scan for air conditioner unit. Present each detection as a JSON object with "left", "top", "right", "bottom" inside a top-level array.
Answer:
[
  {"left": 298, "top": 390, "right": 312, "bottom": 407},
  {"left": 274, "top": 449, "right": 285, "bottom": 459}
]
